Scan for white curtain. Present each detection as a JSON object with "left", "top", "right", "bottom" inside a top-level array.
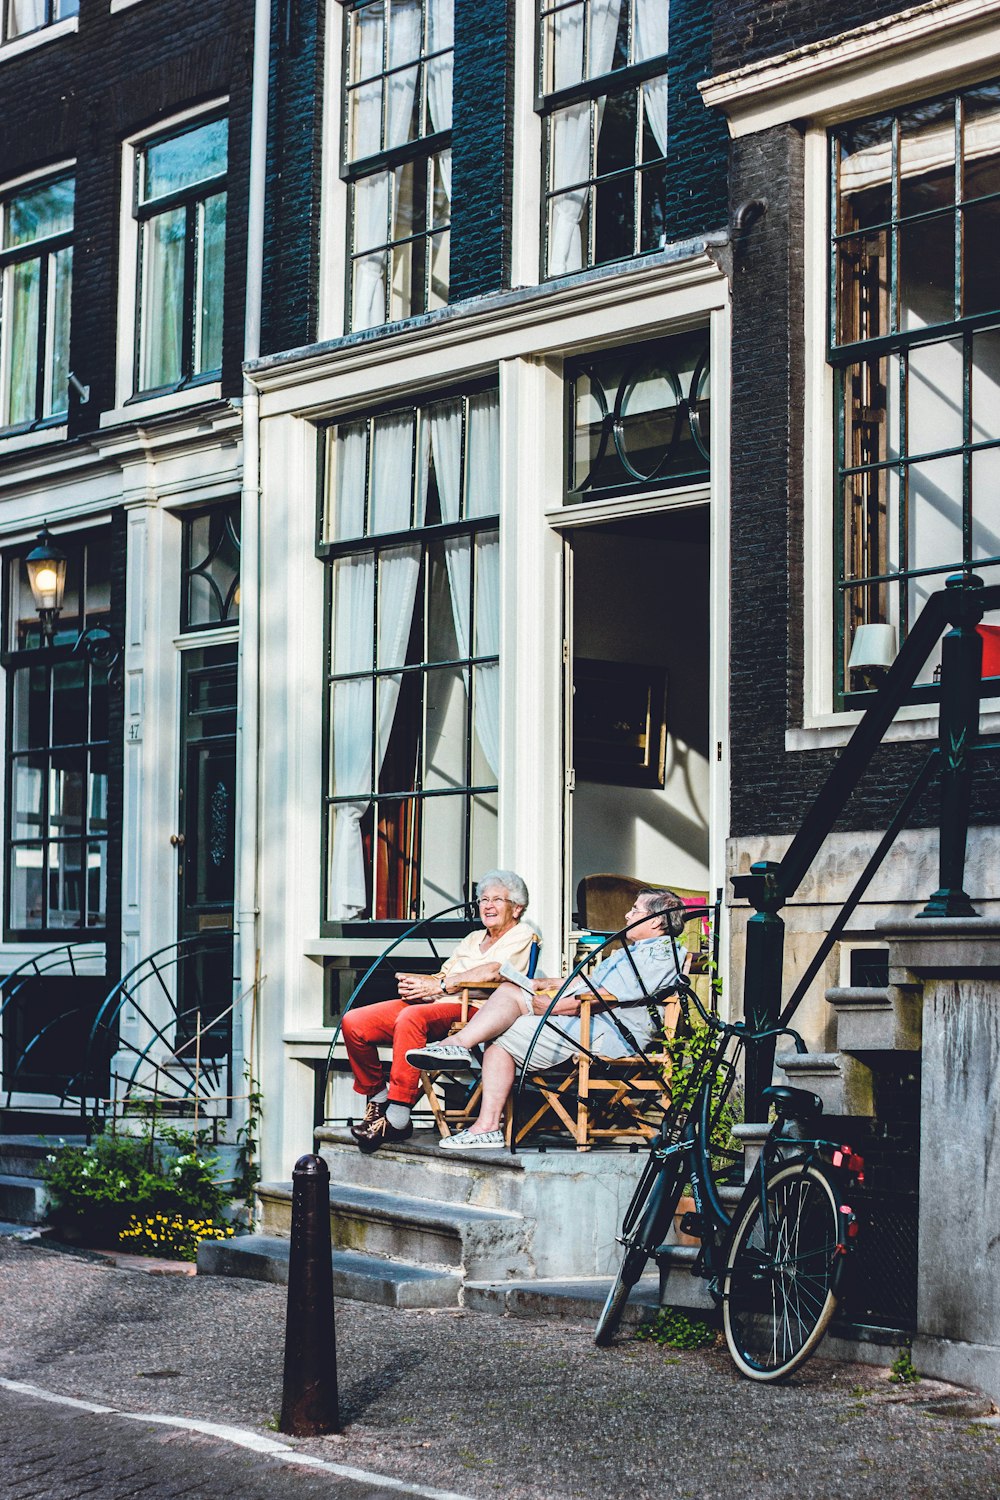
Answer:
[
  {"left": 140, "top": 208, "right": 185, "bottom": 390},
  {"left": 8, "top": 0, "right": 45, "bottom": 36},
  {"left": 3, "top": 260, "right": 39, "bottom": 427},
  {"left": 548, "top": 0, "right": 623, "bottom": 275},
  {"left": 634, "top": 0, "right": 668, "bottom": 157},
  {"left": 427, "top": 396, "right": 500, "bottom": 778},
  {"left": 426, "top": 0, "right": 453, "bottom": 198},
  {"left": 351, "top": 6, "right": 390, "bottom": 330}
]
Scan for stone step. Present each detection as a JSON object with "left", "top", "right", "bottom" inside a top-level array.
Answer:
[
  {"left": 198, "top": 1233, "right": 462, "bottom": 1308},
  {"left": 0, "top": 1135, "right": 85, "bottom": 1180},
  {"left": 656, "top": 1243, "right": 715, "bottom": 1312},
  {"left": 313, "top": 1127, "right": 650, "bottom": 1279},
  {"left": 0, "top": 1173, "right": 49, "bottom": 1225},
  {"left": 825, "top": 984, "right": 922, "bottom": 1054},
  {"left": 464, "top": 1274, "right": 661, "bottom": 1326},
  {"left": 257, "top": 1180, "right": 527, "bottom": 1282},
  {"left": 775, "top": 1051, "right": 874, "bottom": 1117}
]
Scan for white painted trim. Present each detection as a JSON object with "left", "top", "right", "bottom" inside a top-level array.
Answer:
[
  {"left": 245, "top": 0, "right": 271, "bottom": 362},
  {"left": 114, "top": 99, "right": 230, "bottom": 407},
  {"left": 701, "top": 0, "right": 1000, "bottom": 136},
  {"left": 786, "top": 704, "right": 1000, "bottom": 752},
  {"left": 0, "top": 14, "right": 76, "bottom": 63},
  {"left": 317, "top": 0, "right": 347, "bottom": 341},
  {"left": 101, "top": 384, "right": 223, "bottom": 427},
  {"left": 110, "top": 0, "right": 150, "bottom": 11},
  {"left": 251, "top": 253, "right": 729, "bottom": 415},
  {"left": 0, "top": 425, "right": 67, "bottom": 458},
  {"left": 545, "top": 481, "right": 711, "bottom": 530},
  {"left": 172, "top": 626, "right": 240, "bottom": 650},
  {"left": 509, "top": 0, "right": 543, "bottom": 288},
  {"left": 0, "top": 158, "right": 75, "bottom": 196},
  {"left": 708, "top": 298, "right": 732, "bottom": 916},
  {"left": 0, "top": 511, "right": 112, "bottom": 548}
]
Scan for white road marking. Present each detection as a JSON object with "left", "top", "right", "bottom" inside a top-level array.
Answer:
[{"left": 0, "top": 1376, "right": 476, "bottom": 1500}]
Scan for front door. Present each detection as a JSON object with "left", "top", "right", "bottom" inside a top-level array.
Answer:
[{"left": 177, "top": 642, "right": 237, "bottom": 1057}]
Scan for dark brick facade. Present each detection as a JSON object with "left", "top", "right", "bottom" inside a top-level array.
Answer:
[
  {"left": 714, "top": 0, "right": 917, "bottom": 74},
  {"left": 0, "top": 0, "right": 255, "bottom": 427},
  {"left": 666, "top": 0, "right": 728, "bottom": 242},
  {"left": 720, "top": 4, "right": 1000, "bottom": 841},
  {"left": 261, "top": 0, "right": 325, "bottom": 355},
  {"left": 450, "top": 0, "right": 517, "bottom": 301}
]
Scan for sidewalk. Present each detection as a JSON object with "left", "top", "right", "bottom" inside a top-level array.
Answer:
[{"left": 0, "top": 1236, "right": 998, "bottom": 1500}]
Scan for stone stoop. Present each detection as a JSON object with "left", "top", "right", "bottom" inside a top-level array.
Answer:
[{"left": 0, "top": 1136, "right": 85, "bottom": 1229}]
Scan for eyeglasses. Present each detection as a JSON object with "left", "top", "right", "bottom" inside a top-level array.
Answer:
[{"left": 478, "top": 895, "right": 511, "bottom": 906}]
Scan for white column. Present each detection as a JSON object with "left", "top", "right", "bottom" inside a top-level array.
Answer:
[{"left": 498, "top": 355, "right": 567, "bottom": 968}]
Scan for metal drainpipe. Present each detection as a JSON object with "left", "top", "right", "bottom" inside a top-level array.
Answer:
[{"left": 235, "top": 0, "right": 271, "bottom": 1131}]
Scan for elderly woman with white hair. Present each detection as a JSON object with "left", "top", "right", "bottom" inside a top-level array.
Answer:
[{"left": 342, "top": 870, "right": 535, "bottom": 1152}]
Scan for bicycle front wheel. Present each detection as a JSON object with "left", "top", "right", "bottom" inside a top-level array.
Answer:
[
  {"left": 594, "top": 1154, "right": 684, "bottom": 1347},
  {"left": 722, "top": 1162, "right": 841, "bottom": 1382}
]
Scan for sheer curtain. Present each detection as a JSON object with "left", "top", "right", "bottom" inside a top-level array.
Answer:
[
  {"left": 8, "top": 0, "right": 46, "bottom": 37},
  {"left": 351, "top": 6, "right": 390, "bottom": 331},
  {"left": 427, "top": 395, "right": 500, "bottom": 778},
  {"left": 4, "top": 259, "right": 39, "bottom": 427},
  {"left": 548, "top": 0, "right": 623, "bottom": 276},
  {"left": 634, "top": 0, "right": 668, "bottom": 157},
  {"left": 140, "top": 209, "right": 185, "bottom": 390},
  {"left": 426, "top": 0, "right": 453, "bottom": 198},
  {"left": 329, "top": 415, "right": 427, "bottom": 920}
]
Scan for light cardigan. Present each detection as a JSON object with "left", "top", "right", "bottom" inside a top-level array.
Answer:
[{"left": 439, "top": 921, "right": 536, "bottom": 981}]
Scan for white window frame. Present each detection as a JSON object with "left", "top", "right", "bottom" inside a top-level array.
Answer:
[
  {"left": 0, "top": 4, "right": 76, "bottom": 61},
  {"left": 0, "top": 158, "right": 75, "bottom": 446},
  {"left": 113, "top": 98, "right": 228, "bottom": 415},
  {"left": 702, "top": 0, "right": 1000, "bottom": 748}
]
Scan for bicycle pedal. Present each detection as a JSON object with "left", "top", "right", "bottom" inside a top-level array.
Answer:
[{"left": 679, "top": 1211, "right": 704, "bottom": 1236}]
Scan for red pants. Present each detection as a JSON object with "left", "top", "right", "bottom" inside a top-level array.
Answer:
[{"left": 340, "top": 997, "right": 467, "bottom": 1106}]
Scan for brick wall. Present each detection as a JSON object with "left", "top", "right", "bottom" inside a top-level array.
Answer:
[
  {"left": 714, "top": 0, "right": 915, "bottom": 74},
  {"left": 0, "top": 0, "right": 255, "bottom": 427},
  {"left": 449, "top": 0, "right": 516, "bottom": 301}
]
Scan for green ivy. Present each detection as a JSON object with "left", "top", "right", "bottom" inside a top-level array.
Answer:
[
  {"left": 663, "top": 1018, "right": 743, "bottom": 1172},
  {"left": 635, "top": 1308, "right": 716, "bottom": 1350},
  {"left": 888, "top": 1346, "right": 920, "bottom": 1385},
  {"left": 42, "top": 1128, "right": 230, "bottom": 1250}
]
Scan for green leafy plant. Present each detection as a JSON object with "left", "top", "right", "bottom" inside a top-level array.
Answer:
[
  {"left": 889, "top": 1346, "right": 920, "bottom": 1385},
  {"left": 118, "top": 1212, "right": 235, "bottom": 1262},
  {"left": 234, "top": 1065, "right": 263, "bottom": 1204},
  {"left": 663, "top": 1017, "right": 744, "bottom": 1171},
  {"left": 635, "top": 1308, "right": 716, "bottom": 1350},
  {"left": 42, "top": 1128, "right": 230, "bottom": 1250}
]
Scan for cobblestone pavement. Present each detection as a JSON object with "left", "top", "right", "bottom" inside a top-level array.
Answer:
[{"left": 1, "top": 1238, "right": 999, "bottom": 1499}]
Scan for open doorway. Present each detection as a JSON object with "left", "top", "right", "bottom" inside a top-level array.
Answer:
[{"left": 569, "top": 505, "right": 710, "bottom": 911}]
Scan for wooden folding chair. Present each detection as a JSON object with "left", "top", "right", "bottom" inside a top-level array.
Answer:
[{"left": 419, "top": 934, "right": 540, "bottom": 1138}]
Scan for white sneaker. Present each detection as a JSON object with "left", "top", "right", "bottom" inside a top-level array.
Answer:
[
  {"left": 439, "top": 1127, "right": 506, "bottom": 1150},
  {"left": 405, "top": 1042, "right": 474, "bottom": 1069}
]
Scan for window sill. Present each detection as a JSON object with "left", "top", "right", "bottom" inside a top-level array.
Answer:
[
  {"left": 303, "top": 935, "right": 464, "bottom": 964},
  {"left": 110, "top": 0, "right": 149, "bottom": 10},
  {"left": 0, "top": 423, "right": 67, "bottom": 457},
  {"left": 101, "top": 382, "right": 223, "bottom": 427},
  {"left": 786, "top": 702, "right": 1000, "bottom": 752},
  {"left": 0, "top": 14, "right": 77, "bottom": 61}
]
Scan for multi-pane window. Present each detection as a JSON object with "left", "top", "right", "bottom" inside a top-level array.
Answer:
[
  {"left": 567, "top": 330, "right": 709, "bottom": 502},
  {"left": 4, "top": 531, "right": 111, "bottom": 937},
  {"left": 2, "top": 0, "right": 77, "bottom": 45},
  {"left": 833, "top": 82, "right": 1000, "bottom": 695},
  {"left": 539, "top": 0, "right": 668, "bottom": 278},
  {"left": 344, "top": 0, "right": 452, "bottom": 331},
  {"left": 321, "top": 386, "right": 500, "bottom": 924},
  {"left": 0, "top": 174, "right": 73, "bottom": 431},
  {"left": 135, "top": 115, "right": 227, "bottom": 395},
  {"left": 181, "top": 501, "right": 241, "bottom": 632}
]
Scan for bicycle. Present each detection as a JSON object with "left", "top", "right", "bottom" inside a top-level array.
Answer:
[{"left": 593, "top": 980, "right": 865, "bottom": 1382}]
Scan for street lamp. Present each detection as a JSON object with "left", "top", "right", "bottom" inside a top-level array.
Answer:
[
  {"left": 25, "top": 526, "right": 68, "bottom": 639},
  {"left": 24, "top": 525, "right": 121, "bottom": 680}
]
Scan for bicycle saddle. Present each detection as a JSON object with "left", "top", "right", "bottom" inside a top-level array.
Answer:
[{"left": 762, "top": 1084, "right": 823, "bottom": 1121}]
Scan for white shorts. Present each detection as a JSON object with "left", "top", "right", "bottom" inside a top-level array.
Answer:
[{"left": 493, "top": 1015, "right": 580, "bottom": 1069}]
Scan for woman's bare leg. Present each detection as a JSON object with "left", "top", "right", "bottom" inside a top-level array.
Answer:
[
  {"left": 449, "top": 983, "right": 529, "bottom": 1048},
  {"left": 468, "top": 1043, "right": 517, "bottom": 1133}
]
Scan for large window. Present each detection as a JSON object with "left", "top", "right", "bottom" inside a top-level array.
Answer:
[
  {"left": 832, "top": 82, "right": 1000, "bottom": 695},
  {"left": 2, "top": 0, "right": 77, "bottom": 45},
  {"left": 181, "top": 500, "right": 241, "bottom": 632},
  {"left": 539, "top": 0, "right": 668, "bottom": 279},
  {"left": 134, "top": 115, "right": 227, "bottom": 395},
  {"left": 343, "top": 0, "right": 452, "bottom": 331},
  {"left": 321, "top": 386, "right": 499, "bottom": 925},
  {"left": 0, "top": 174, "right": 73, "bottom": 432},
  {"left": 4, "top": 531, "right": 111, "bottom": 937}
]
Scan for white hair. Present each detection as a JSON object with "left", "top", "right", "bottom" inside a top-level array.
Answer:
[{"left": 476, "top": 869, "right": 529, "bottom": 910}]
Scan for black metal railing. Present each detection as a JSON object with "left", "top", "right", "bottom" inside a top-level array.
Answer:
[{"left": 736, "top": 572, "right": 1000, "bottom": 1119}]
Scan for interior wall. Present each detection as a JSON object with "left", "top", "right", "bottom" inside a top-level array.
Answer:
[{"left": 571, "top": 511, "right": 711, "bottom": 907}]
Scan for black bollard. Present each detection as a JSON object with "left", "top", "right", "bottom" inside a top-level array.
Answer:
[{"left": 279, "top": 1153, "right": 340, "bottom": 1435}]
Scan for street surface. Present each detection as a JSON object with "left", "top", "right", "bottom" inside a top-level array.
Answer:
[{"left": 0, "top": 1238, "right": 998, "bottom": 1499}]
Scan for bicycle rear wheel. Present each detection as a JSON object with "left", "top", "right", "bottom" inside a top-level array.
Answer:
[
  {"left": 594, "top": 1152, "right": 684, "bottom": 1347},
  {"left": 722, "top": 1162, "right": 841, "bottom": 1381}
]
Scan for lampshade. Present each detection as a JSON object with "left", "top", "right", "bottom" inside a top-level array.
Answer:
[
  {"left": 25, "top": 527, "right": 68, "bottom": 618},
  {"left": 848, "top": 622, "right": 897, "bottom": 672}
]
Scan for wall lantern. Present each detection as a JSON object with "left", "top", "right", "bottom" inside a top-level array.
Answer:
[
  {"left": 25, "top": 526, "right": 68, "bottom": 638},
  {"left": 25, "top": 524, "right": 121, "bottom": 682},
  {"left": 848, "top": 622, "right": 897, "bottom": 690}
]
